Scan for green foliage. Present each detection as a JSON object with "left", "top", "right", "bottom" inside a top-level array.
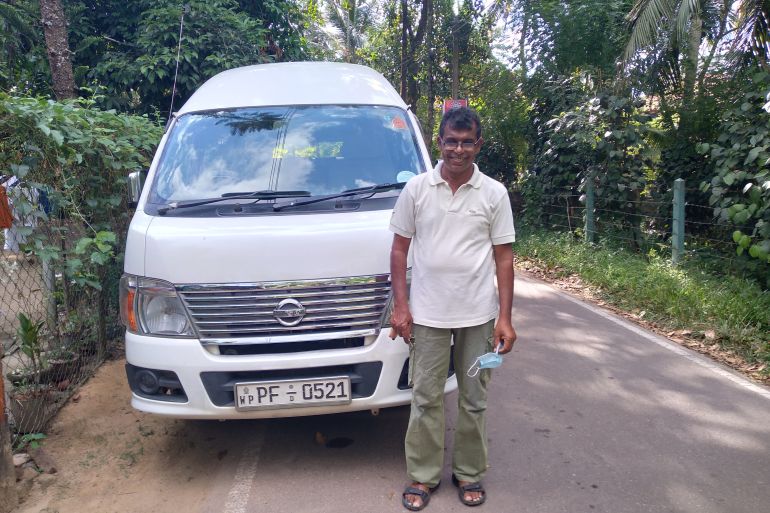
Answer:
[
  {"left": 362, "top": 0, "right": 495, "bottom": 134},
  {"left": 522, "top": 74, "right": 656, "bottom": 241},
  {"left": 0, "top": 0, "right": 50, "bottom": 96},
  {"left": 465, "top": 3, "right": 526, "bottom": 163},
  {"left": 625, "top": 0, "right": 770, "bottom": 69},
  {"left": 516, "top": 230, "right": 770, "bottom": 364},
  {"left": 518, "top": 73, "right": 591, "bottom": 223},
  {"left": 508, "top": 0, "right": 633, "bottom": 80},
  {"left": 14, "top": 432, "right": 46, "bottom": 451},
  {"left": 235, "top": 0, "right": 313, "bottom": 61},
  {"left": 17, "top": 313, "right": 46, "bottom": 374},
  {"left": 468, "top": 64, "right": 529, "bottom": 182},
  {"left": 71, "top": 231, "right": 119, "bottom": 289},
  {"left": 82, "top": 0, "right": 269, "bottom": 113},
  {"left": 538, "top": 0, "right": 633, "bottom": 78},
  {"left": 0, "top": 92, "right": 161, "bottom": 299},
  {"left": 323, "top": 0, "right": 376, "bottom": 62},
  {"left": 63, "top": 0, "right": 311, "bottom": 114},
  {"left": 625, "top": 0, "right": 711, "bottom": 60},
  {"left": 699, "top": 73, "right": 770, "bottom": 271}
]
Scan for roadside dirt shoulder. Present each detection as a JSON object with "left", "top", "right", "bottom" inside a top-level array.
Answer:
[
  {"left": 11, "top": 267, "right": 768, "bottom": 512},
  {"left": 13, "top": 358, "right": 210, "bottom": 513},
  {"left": 516, "top": 262, "right": 770, "bottom": 387}
]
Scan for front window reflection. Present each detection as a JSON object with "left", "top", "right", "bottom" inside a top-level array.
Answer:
[{"left": 147, "top": 105, "right": 425, "bottom": 204}]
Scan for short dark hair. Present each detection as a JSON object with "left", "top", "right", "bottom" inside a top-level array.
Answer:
[{"left": 439, "top": 106, "right": 482, "bottom": 139}]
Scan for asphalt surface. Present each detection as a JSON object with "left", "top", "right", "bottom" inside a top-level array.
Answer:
[
  {"left": 186, "top": 272, "right": 770, "bottom": 513},
  {"left": 24, "top": 272, "right": 769, "bottom": 513}
]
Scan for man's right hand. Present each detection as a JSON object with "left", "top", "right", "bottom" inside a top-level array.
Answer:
[
  {"left": 390, "top": 303, "right": 413, "bottom": 344},
  {"left": 389, "top": 233, "right": 413, "bottom": 344}
]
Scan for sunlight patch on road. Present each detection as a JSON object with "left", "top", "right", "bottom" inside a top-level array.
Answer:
[{"left": 554, "top": 287, "right": 770, "bottom": 402}]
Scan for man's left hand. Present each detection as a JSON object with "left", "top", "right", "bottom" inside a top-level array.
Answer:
[{"left": 494, "top": 320, "right": 517, "bottom": 355}]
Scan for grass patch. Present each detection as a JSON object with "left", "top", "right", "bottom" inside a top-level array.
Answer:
[{"left": 514, "top": 230, "right": 770, "bottom": 365}]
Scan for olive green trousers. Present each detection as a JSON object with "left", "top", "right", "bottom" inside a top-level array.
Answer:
[{"left": 405, "top": 320, "right": 495, "bottom": 488}]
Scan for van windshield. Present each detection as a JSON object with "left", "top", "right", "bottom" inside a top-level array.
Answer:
[{"left": 147, "top": 105, "right": 425, "bottom": 205}]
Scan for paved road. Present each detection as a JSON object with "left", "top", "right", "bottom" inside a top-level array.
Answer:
[
  {"left": 196, "top": 273, "right": 770, "bottom": 513},
  {"left": 18, "top": 272, "right": 770, "bottom": 513}
]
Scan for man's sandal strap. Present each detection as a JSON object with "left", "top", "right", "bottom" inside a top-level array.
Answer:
[
  {"left": 404, "top": 487, "right": 429, "bottom": 498},
  {"left": 457, "top": 482, "right": 486, "bottom": 506},
  {"left": 402, "top": 486, "right": 431, "bottom": 511}
]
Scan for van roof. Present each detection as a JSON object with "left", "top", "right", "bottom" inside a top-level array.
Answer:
[{"left": 177, "top": 62, "right": 408, "bottom": 115}]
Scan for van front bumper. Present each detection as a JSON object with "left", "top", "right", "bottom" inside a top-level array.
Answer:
[{"left": 124, "top": 330, "right": 457, "bottom": 419}]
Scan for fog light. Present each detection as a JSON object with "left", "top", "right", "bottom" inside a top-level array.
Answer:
[{"left": 135, "top": 369, "right": 160, "bottom": 395}]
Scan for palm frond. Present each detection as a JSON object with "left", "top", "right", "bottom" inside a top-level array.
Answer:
[
  {"left": 0, "top": 2, "right": 37, "bottom": 42},
  {"left": 730, "top": 0, "right": 770, "bottom": 65},
  {"left": 625, "top": 0, "right": 676, "bottom": 60},
  {"left": 675, "top": 0, "right": 700, "bottom": 44},
  {"left": 484, "top": 0, "right": 514, "bottom": 22},
  {"left": 323, "top": 0, "right": 375, "bottom": 62}
]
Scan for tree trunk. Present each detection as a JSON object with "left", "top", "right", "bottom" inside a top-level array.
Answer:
[
  {"left": 404, "top": 0, "right": 431, "bottom": 109},
  {"left": 400, "top": 0, "right": 408, "bottom": 99},
  {"left": 519, "top": 0, "right": 529, "bottom": 78},
  {"left": 697, "top": 0, "right": 730, "bottom": 92},
  {"left": 451, "top": 15, "right": 459, "bottom": 100},
  {"left": 40, "top": 0, "right": 76, "bottom": 100},
  {"left": 96, "top": 268, "right": 108, "bottom": 361},
  {"left": 424, "top": 0, "right": 435, "bottom": 151},
  {"left": 680, "top": 8, "right": 702, "bottom": 135}
]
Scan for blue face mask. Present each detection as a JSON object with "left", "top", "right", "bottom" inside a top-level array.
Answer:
[{"left": 467, "top": 344, "right": 503, "bottom": 377}]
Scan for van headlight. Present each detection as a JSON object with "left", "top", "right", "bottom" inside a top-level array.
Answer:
[
  {"left": 120, "top": 275, "right": 195, "bottom": 337},
  {"left": 381, "top": 268, "right": 411, "bottom": 328}
]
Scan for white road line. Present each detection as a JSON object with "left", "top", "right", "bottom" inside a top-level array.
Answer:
[
  {"left": 539, "top": 280, "right": 770, "bottom": 401},
  {"left": 223, "top": 428, "right": 265, "bottom": 513}
]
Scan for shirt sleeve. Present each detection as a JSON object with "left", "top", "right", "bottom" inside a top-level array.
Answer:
[
  {"left": 490, "top": 190, "right": 516, "bottom": 245},
  {"left": 389, "top": 183, "right": 416, "bottom": 238}
]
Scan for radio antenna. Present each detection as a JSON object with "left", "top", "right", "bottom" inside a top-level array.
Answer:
[{"left": 168, "top": 4, "right": 190, "bottom": 123}]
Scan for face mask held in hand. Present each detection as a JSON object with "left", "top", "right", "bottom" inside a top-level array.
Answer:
[{"left": 467, "top": 341, "right": 504, "bottom": 377}]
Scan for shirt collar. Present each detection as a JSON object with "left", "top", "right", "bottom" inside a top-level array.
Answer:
[{"left": 430, "top": 161, "right": 483, "bottom": 189}]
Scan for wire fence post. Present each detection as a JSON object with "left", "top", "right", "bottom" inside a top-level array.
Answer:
[
  {"left": 42, "top": 258, "right": 58, "bottom": 345},
  {"left": 0, "top": 352, "right": 19, "bottom": 513},
  {"left": 672, "top": 178, "right": 685, "bottom": 265},
  {"left": 585, "top": 178, "right": 596, "bottom": 244}
]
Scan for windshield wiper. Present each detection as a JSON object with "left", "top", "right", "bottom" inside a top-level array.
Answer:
[
  {"left": 220, "top": 190, "right": 310, "bottom": 199},
  {"left": 273, "top": 182, "right": 406, "bottom": 212},
  {"left": 158, "top": 190, "right": 310, "bottom": 215}
]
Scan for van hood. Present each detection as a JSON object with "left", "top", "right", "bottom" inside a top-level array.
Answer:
[{"left": 142, "top": 210, "right": 394, "bottom": 284}]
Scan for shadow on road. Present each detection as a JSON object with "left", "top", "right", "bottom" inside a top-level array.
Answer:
[
  {"left": 492, "top": 274, "right": 770, "bottom": 513},
  {"left": 14, "top": 274, "right": 770, "bottom": 513}
]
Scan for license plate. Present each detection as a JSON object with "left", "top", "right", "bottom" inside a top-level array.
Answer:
[{"left": 234, "top": 376, "right": 351, "bottom": 411}]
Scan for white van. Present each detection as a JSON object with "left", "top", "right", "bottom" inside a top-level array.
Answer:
[{"left": 119, "top": 62, "right": 458, "bottom": 418}]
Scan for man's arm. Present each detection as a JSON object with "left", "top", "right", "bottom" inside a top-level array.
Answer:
[
  {"left": 493, "top": 243, "right": 516, "bottom": 354},
  {"left": 390, "top": 233, "right": 414, "bottom": 343}
]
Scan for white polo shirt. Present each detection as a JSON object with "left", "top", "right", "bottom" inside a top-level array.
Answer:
[{"left": 389, "top": 162, "right": 516, "bottom": 328}]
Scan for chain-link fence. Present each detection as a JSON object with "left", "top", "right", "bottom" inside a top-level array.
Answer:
[
  {"left": 1, "top": 180, "right": 121, "bottom": 442},
  {"left": 0, "top": 94, "right": 160, "bottom": 449}
]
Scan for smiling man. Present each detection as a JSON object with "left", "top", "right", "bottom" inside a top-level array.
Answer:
[{"left": 389, "top": 107, "right": 517, "bottom": 510}]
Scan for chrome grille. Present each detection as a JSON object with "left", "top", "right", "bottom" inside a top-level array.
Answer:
[{"left": 177, "top": 275, "right": 391, "bottom": 343}]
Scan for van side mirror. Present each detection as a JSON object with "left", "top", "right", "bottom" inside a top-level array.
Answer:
[{"left": 128, "top": 170, "right": 147, "bottom": 208}]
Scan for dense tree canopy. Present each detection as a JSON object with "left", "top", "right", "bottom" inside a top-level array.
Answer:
[{"left": 1, "top": 0, "right": 768, "bottom": 276}]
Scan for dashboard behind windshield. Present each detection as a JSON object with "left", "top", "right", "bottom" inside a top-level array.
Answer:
[{"left": 146, "top": 105, "right": 425, "bottom": 207}]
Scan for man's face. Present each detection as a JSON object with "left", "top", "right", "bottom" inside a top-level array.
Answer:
[{"left": 438, "top": 124, "right": 482, "bottom": 177}]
